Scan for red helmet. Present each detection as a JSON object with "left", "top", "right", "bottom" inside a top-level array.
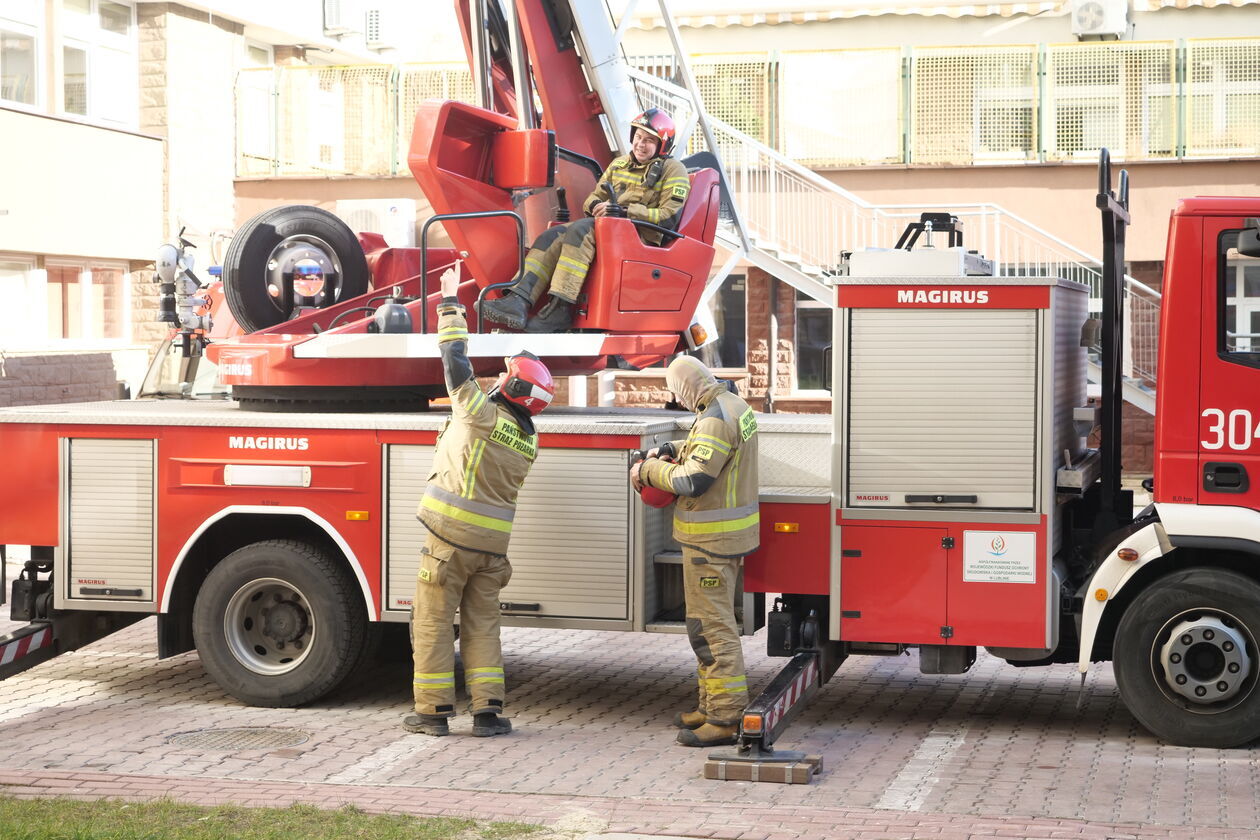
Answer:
[
  {"left": 494, "top": 351, "right": 555, "bottom": 416},
  {"left": 629, "top": 108, "right": 676, "bottom": 158},
  {"left": 639, "top": 485, "right": 677, "bottom": 508}
]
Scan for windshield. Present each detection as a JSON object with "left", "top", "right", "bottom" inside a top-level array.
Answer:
[{"left": 137, "top": 337, "right": 231, "bottom": 400}]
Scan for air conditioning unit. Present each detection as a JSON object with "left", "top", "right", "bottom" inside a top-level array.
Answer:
[
  {"left": 364, "top": 9, "right": 392, "bottom": 51},
  {"left": 335, "top": 199, "right": 417, "bottom": 248},
  {"left": 1070, "top": 0, "right": 1128, "bottom": 38},
  {"left": 323, "top": 0, "right": 351, "bottom": 36}
]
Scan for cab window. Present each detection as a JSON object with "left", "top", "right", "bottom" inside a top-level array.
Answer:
[{"left": 1219, "top": 228, "right": 1260, "bottom": 367}]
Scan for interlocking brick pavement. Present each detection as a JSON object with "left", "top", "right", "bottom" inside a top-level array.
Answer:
[{"left": 1, "top": 617, "right": 1258, "bottom": 839}]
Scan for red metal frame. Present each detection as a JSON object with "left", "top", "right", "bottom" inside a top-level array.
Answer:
[{"left": 744, "top": 502, "right": 830, "bottom": 596}]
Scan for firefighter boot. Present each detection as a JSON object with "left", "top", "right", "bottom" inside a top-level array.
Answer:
[
  {"left": 673, "top": 710, "right": 706, "bottom": 730},
  {"left": 479, "top": 276, "right": 537, "bottom": 330},
  {"left": 525, "top": 295, "right": 574, "bottom": 333},
  {"left": 402, "top": 714, "right": 450, "bottom": 736},
  {"left": 676, "top": 721, "right": 739, "bottom": 747},
  {"left": 472, "top": 712, "right": 513, "bottom": 737}
]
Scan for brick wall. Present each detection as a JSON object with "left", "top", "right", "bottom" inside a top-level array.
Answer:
[{"left": 0, "top": 353, "right": 121, "bottom": 408}]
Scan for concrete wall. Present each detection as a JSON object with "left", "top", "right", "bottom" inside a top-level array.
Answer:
[{"left": 0, "top": 109, "right": 163, "bottom": 261}]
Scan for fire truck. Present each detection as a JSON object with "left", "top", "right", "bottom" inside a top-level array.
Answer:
[{"left": 4, "top": 0, "right": 1260, "bottom": 768}]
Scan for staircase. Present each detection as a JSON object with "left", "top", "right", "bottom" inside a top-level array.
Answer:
[{"left": 589, "top": 2, "right": 1160, "bottom": 411}]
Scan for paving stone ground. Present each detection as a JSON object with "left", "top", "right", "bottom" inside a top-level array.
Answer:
[{"left": 1, "top": 617, "right": 1257, "bottom": 839}]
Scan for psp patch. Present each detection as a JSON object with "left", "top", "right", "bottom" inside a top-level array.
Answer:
[
  {"left": 672, "top": 185, "right": 688, "bottom": 199},
  {"left": 700, "top": 576, "right": 721, "bottom": 588},
  {"left": 419, "top": 568, "right": 432, "bottom": 582},
  {"left": 691, "top": 444, "right": 714, "bottom": 463}
]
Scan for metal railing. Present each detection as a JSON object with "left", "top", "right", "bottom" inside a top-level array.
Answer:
[{"left": 634, "top": 66, "right": 1163, "bottom": 386}]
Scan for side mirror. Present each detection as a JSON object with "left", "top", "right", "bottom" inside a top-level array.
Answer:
[{"left": 1239, "top": 219, "right": 1260, "bottom": 258}]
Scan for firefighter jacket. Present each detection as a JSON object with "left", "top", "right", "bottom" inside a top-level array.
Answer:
[
  {"left": 639, "top": 357, "right": 760, "bottom": 558},
  {"left": 582, "top": 154, "right": 691, "bottom": 245},
  {"left": 416, "top": 298, "right": 538, "bottom": 556}
]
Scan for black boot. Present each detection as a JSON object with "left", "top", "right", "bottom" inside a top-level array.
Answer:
[
  {"left": 471, "top": 712, "right": 512, "bottom": 737},
  {"left": 478, "top": 288, "right": 531, "bottom": 330},
  {"left": 402, "top": 714, "right": 450, "bottom": 736},
  {"left": 525, "top": 295, "right": 574, "bottom": 333}
]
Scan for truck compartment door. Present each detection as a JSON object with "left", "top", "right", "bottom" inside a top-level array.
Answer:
[
  {"left": 64, "top": 438, "right": 156, "bottom": 605},
  {"left": 840, "top": 524, "right": 947, "bottom": 644}
]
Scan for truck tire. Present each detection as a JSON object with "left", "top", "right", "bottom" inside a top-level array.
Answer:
[
  {"left": 223, "top": 205, "right": 369, "bottom": 333},
  {"left": 1113, "top": 567, "right": 1260, "bottom": 748},
  {"left": 192, "top": 540, "right": 369, "bottom": 707}
]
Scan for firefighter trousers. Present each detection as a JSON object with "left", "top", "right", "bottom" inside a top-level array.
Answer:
[
  {"left": 411, "top": 535, "right": 513, "bottom": 717},
  {"left": 519, "top": 218, "right": 596, "bottom": 305},
  {"left": 682, "top": 548, "right": 749, "bottom": 726}
]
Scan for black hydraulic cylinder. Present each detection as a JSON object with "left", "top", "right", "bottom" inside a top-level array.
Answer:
[{"left": 1095, "top": 149, "right": 1133, "bottom": 535}]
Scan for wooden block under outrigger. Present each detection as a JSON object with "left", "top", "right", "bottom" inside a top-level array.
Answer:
[{"left": 703, "top": 753, "right": 823, "bottom": 784}]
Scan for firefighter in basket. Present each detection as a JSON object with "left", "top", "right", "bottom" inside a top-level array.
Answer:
[
  {"left": 405, "top": 264, "right": 556, "bottom": 737},
  {"left": 630, "top": 356, "right": 760, "bottom": 747},
  {"left": 480, "top": 107, "right": 691, "bottom": 333}
]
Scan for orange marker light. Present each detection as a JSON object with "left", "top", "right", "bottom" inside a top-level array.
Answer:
[
  {"left": 1094, "top": 588, "right": 1108, "bottom": 601},
  {"left": 689, "top": 323, "right": 708, "bottom": 346},
  {"left": 1117, "top": 548, "right": 1139, "bottom": 562},
  {"left": 774, "top": 522, "right": 800, "bottom": 533},
  {"left": 742, "top": 713, "right": 763, "bottom": 735},
  {"left": 346, "top": 511, "right": 370, "bottom": 521}
]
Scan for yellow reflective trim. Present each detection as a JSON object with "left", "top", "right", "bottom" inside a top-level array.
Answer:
[
  {"left": 727, "top": 448, "right": 742, "bottom": 508},
  {"left": 691, "top": 433, "right": 731, "bottom": 454},
  {"left": 415, "top": 671, "right": 455, "bottom": 678},
  {"left": 439, "top": 329, "right": 469, "bottom": 343},
  {"left": 524, "top": 256, "right": 546, "bottom": 271},
  {"left": 466, "top": 667, "right": 503, "bottom": 674},
  {"left": 673, "top": 510, "right": 761, "bottom": 535},
  {"left": 464, "top": 390, "right": 487, "bottom": 415},
  {"left": 420, "top": 495, "right": 514, "bottom": 533},
  {"left": 462, "top": 439, "right": 486, "bottom": 499},
  {"left": 557, "top": 255, "right": 588, "bottom": 273},
  {"left": 663, "top": 176, "right": 691, "bottom": 187},
  {"left": 467, "top": 676, "right": 506, "bottom": 683}
]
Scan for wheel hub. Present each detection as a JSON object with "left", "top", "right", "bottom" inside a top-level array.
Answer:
[
  {"left": 223, "top": 578, "right": 316, "bottom": 676},
  {"left": 263, "top": 599, "right": 309, "bottom": 645},
  {"left": 265, "top": 236, "right": 341, "bottom": 304},
  {"left": 1159, "top": 615, "right": 1252, "bottom": 704}
]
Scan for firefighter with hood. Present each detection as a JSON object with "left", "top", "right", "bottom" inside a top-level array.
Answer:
[
  {"left": 405, "top": 264, "right": 556, "bottom": 737},
  {"left": 480, "top": 107, "right": 691, "bottom": 333},
  {"left": 630, "top": 355, "right": 760, "bottom": 747}
]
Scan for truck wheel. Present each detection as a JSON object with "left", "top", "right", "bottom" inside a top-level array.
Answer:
[
  {"left": 223, "top": 205, "right": 369, "bottom": 333},
  {"left": 1113, "top": 568, "right": 1260, "bottom": 748},
  {"left": 193, "top": 540, "right": 368, "bottom": 707}
]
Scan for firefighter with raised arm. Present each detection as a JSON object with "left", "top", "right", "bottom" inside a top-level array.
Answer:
[
  {"left": 480, "top": 108, "right": 691, "bottom": 333},
  {"left": 630, "top": 356, "right": 760, "bottom": 747},
  {"left": 405, "top": 264, "right": 556, "bottom": 738}
]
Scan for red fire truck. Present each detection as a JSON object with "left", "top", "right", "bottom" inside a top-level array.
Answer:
[{"left": 4, "top": 0, "right": 1260, "bottom": 767}]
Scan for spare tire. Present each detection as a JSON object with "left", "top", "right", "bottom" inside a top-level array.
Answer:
[{"left": 223, "top": 205, "right": 370, "bottom": 333}]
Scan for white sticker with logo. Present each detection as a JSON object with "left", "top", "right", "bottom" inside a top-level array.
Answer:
[{"left": 962, "top": 531, "right": 1036, "bottom": 584}]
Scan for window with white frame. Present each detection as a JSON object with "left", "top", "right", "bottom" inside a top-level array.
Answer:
[
  {"left": 0, "top": 1, "right": 41, "bottom": 109},
  {"left": 60, "top": 0, "right": 138, "bottom": 127},
  {"left": 0, "top": 257, "right": 131, "bottom": 348},
  {"left": 795, "top": 291, "right": 832, "bottom": 392}
]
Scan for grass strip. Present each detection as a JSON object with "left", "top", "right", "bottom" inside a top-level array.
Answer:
[{"left": 0, "top": 796, "right": 545, "bottom": 840}]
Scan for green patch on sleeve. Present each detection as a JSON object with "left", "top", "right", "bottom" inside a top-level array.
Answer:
[{"left": 738, "top": 408, "right": 758, "bottom": 441}]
